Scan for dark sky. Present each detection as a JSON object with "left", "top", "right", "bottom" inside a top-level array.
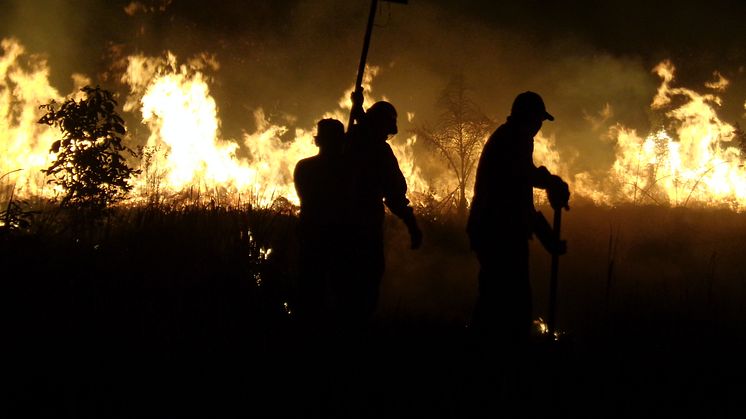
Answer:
[{"left": 2, "top": 0, "right": 746, "bottom": 172}]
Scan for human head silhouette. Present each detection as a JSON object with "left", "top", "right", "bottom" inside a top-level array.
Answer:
[
  {"left": 511, "top": 91, "right": 554, "bottom": 122},
  {"left": 510, "top": 91, "right": 553, "bottom": 136},
  {"left": 366, "top": 101, "right": 398, "bottom": 140},
  {"left": 314, "top": 118, "right": 345, "bottom": 154}
]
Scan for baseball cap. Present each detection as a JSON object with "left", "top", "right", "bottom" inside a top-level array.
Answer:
[{"left": 511, "top": 91, "right": 554, "bottom": 121}]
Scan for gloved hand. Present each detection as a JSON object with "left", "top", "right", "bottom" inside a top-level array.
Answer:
[
  {"left": 349, "top": 89, "right": 366, "bottom": 126},
  {"left": 350, "top": 89, "right": 364, "bottom": 108},
  {"left": 547, "top": 175, "right": 570, "bottom": 211}
]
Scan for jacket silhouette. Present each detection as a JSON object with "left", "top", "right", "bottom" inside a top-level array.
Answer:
[
  {"left": 467, "top": 91, "right": 569, "bottom": 344},
  {"left": 342, "top": 95, "right": 422, "bottom": 326},
  {"left": 294, "top": 118, "right": 351, "bottom": 327}
]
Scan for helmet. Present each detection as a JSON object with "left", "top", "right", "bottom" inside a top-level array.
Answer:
[
  {"left": 366, "top": 101, "right": 398, "bottom": 136},
  {"left": 367, "top": 101, "right": 397, "bottom": 119}
]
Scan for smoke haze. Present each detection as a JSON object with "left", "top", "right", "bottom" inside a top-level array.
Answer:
[{"left": 2, "top": 0, "right": 746, "bottom": 185}]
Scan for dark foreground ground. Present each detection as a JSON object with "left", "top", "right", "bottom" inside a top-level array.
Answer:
[
  {"left": 7, "top": 288, "right": 744, "bottom": 418},
  {"left": 7, "top": 293, "right": 745, "bottom": 417},
  {"left": 4, "top": 204, "right": 746, "bottom": 416}
]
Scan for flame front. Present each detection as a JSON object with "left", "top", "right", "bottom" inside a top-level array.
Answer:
[
  {"left": 121, "top": 52, "right": 427, "bottom": 207},
  {"left": 1, "top": 39, "right": 60, "bottom": 197},
  {"left": 122, "top": 52, "right": 319, "bottom": 206},
  {"left": 571, "top": 61, "right": 746, "bottom": 210},
  {"left": 2, "top": 37, "right": 745, "bottom": 212}
]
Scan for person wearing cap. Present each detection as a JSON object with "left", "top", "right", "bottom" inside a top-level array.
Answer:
[
  {"left": 466, "top": 91, "right": 570, "bottom": 346},
  {"left": 294, "top": 118, "right": 351, "bottom": 330},
  {"left": 341, "top": 92, "right": 423, "bottom": 329}
]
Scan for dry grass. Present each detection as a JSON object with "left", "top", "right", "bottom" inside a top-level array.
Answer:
[{"left": 4, "top": 199, "right": 746, "bottom": 416}]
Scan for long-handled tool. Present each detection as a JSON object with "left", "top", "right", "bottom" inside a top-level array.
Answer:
[
  {"left": 547, "top": 207, "right": 562, "bottom": 338},
  {"left": 348, "top": 0, "right": 408, "bottom": 131}
]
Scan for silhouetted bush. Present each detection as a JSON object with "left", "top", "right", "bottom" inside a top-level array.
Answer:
[{"left": 38, "top": 86, "right": 140, "bottom": 211}]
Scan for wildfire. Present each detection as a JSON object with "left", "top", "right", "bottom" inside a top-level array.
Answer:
[
  {"left": 571, "top": 61, "right": 746, "bottom": 210},
  {"left": 1, "top": 39, "right": 61, "bottom": 198},
  {"left": 2, "top": 37, "right": 745, "bottom": 212},
  {"left": 0, "top": 39, "right": 426, "bottom": 208},
  {"left": 122, "top": 52, "right": 313, "bottom": 206},
  {"left": 121, "top": 51, "right": 428, "bottom": 207}
]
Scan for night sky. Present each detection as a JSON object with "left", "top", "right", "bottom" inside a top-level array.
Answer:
[{"left": 3, "top": 0, "right": 746, "bottom": 173}]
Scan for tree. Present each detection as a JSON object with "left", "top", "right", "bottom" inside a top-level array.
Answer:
[
  {"left": 38, "top": 86, "right": 140, "bottom": 210},
  {"left": 416, "top": 75, "right": 492, "bottom": 218}
]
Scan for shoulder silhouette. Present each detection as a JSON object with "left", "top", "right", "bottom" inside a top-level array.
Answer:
[
  {"left": 293, "top": 118, "right": 349, "bottom": 330},
  {"left": 333, "top": 95, "right": 423, "bottom": 331},
  {"left": 467, "top": 91, "right": 569, "bottom": 348}
]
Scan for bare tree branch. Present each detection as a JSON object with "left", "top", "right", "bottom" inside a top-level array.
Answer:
[{"left": 415, "top": 75, "right": 493, "bottom": 217}]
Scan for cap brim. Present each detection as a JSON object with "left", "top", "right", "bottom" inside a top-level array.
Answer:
[{"left": 544, "top": 112, "right": 555, "bottom": 121}]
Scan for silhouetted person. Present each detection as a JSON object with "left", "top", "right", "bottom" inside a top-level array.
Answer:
[
  {"left": 294, "top": 118, "right": 349, "bottom": 330},
  {"left": 466, "top": 91, "right": 569, "bottom": 347},
  {"left": 343, "top": 92, "right": 423, "bottom": 329}
]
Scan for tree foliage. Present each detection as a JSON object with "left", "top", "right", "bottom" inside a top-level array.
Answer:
[
  {"left": 416, "top": 75, "right": 492, "bottom": 218},
  {"left": 38, "top": 86, "right": 140, "bottom": 210}
]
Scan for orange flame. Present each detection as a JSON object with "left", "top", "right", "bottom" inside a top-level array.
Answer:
[
  {"left": 571, "top": 60, "right": 746, "bottom": 210},
  {"left": 1, "top": 39, "right": 61, "bottom": 197},
  {"left": 3, "top": 38, "right": 744, "bottom": 212},
  {"left": 122, "top": 53, "right": 427, "bottom": 206}
]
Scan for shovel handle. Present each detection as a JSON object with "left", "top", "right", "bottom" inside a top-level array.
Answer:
[
  {"left": 348, "top": 0, "right": 379, "bottom": 131},
  {"left": 547, "top": 207, "right": 562, "bottom": 337}
]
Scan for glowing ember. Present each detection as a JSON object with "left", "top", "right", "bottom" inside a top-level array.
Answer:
[{"left": 533, "top": 317, "right": 549, "bottom": 335}]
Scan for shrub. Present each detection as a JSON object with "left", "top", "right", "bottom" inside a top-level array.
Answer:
[{"left": 38, "top": 86, "right": 140, "bottom": 210}]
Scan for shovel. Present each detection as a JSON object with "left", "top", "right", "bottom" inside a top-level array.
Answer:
[
  {"left": 348, "top": 0, "right": 408, "bottom": 131},
  {"left": 547, "top": 207, "right": 563, "bottom": 338}
]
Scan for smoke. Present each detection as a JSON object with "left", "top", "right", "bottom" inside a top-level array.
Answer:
[
  {"left": 123, "top": 1, "right": 173, "bottom": 16},
  {"left": 2, "top": 0, "right": 746, "bottom": 201}
]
